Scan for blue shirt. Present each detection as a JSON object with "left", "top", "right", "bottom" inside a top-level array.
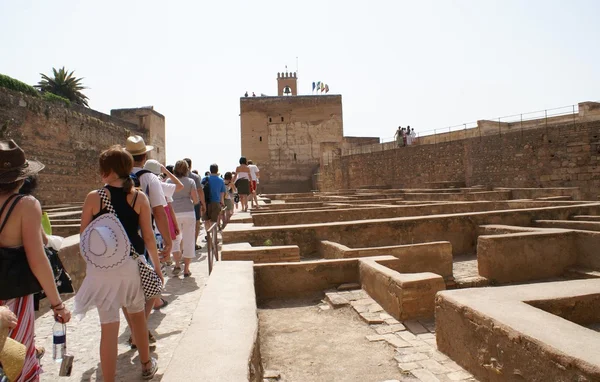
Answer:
[{"left": 206, "top": 175, "right": 226, "bottom": 203}]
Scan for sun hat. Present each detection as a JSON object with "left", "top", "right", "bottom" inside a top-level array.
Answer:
[
  {"left": 0, "top": 327, "right": 26, "bottom": 382},
  {"left": 0, "top": 140, "right": 45, "bottom": 184},
  {"left": 143, "top": 159, "right": 162, "bottom": 175},
  {"left": 125, "top": 136, "right": 154, "bottom": 156},
  {"left": 80, "top": 213, "right": 131, "bottom": 270}
]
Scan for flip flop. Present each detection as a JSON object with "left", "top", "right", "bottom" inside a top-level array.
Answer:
[
  {"left": 184, "top": 272, "right": 192, "bottom": 278},
  {"left": 153, "top": 298, "right": 169, "bottom": 310}
]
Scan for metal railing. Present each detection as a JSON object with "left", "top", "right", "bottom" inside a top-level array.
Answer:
[
  {"left": 207, "top": 222, "right": 219, "bottom": 275},
  {"left": 206, "top": 207, "right": 228, "bottom": 275},
  {"left": 328, "top": 104, "right": 583, "bottom": 163}
]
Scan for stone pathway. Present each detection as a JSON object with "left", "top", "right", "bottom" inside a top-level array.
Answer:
[
  {"left": 34, "top": 246, "right": 209, "bottom": 381},
  {"left": 322, "top": 289, "right": 478, "bottom": 382}
]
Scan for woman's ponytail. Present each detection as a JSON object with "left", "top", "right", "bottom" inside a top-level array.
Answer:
[{"left": 123, "top": 176, "right": 134, "bottom": 194}]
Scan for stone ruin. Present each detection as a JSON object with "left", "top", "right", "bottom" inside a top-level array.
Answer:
[
  {"left": 211, "top": 186, "right": 598, "bottom": 381},
  {"left": 50, "top": 185, "right": 600, "bottom": 381}
]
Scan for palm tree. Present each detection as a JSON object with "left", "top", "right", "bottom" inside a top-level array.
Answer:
[{"left": 36, "top": 67, "right": 89, "bottom": 107}]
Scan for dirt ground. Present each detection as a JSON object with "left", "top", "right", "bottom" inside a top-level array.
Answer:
[{"left": 259, "top": 297, "right": 418, "bottom": 382}]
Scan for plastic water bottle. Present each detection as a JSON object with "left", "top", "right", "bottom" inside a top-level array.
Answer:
[
  {"left": 52, "top": 322, "right": 66, "bottom": 362},
  {"left": 156, "top": 233, "right": 163, "bottom": 250}
]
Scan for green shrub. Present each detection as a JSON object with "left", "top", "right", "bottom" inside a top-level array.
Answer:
[
  {"left": 0, "top": 73, "right": 39, "bottom": 97},
  {"left": 42, "top": 92, "right": 71, "bottom": 107}
]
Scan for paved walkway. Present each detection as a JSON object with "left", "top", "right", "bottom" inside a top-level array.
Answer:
[
  {"left": 320, "top": 290, "right": 478, "bottom": 382},
  {"left": 34, "top": 244, "right": 210, "bottom": 381}
]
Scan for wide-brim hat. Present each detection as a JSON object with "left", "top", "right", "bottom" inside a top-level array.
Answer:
[
  {"left": 125, "top": 135, "right": 154, "bottom": 156},
  {"left": 80, "top": 214, "right": 131, "bottom": 270},
  {"left": 0, "top": 140, "right": 45, "bottom": 184},
  {"left": 0, "top": 327, "right": 26, "bottom": 382}
]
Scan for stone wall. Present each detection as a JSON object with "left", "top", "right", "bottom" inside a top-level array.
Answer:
[
  {"left": 320, "top": 119, "right": 600, "bottom": 200},
  {"left": 0, "top": 87, "right": 163, "bottom": 205},
  {"left": 240, "top": 95, "right": 344, "bottom": 193}
]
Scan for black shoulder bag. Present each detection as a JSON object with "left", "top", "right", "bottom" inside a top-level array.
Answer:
[{"left": 0, "top": 194, "right": 73, "bottom": 301}]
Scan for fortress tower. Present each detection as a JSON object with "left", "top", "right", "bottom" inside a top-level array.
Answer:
[
  {"left": 277, "top": 71, "right": 298, "bottom": 96},
  {"left": 239, "top": 71, "right": 344, "bottom": 193}
]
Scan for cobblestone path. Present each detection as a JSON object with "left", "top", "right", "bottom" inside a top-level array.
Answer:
[{"left": 34, "top": 247, "right": 209, "bottom": 381}]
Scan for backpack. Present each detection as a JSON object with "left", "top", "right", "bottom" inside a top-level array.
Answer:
[
  {"left": 131, "top": 169, "right": 151, "bottom": 196},
  {"left": 201, "top": 176, "right": 211, "bottom": 203}
]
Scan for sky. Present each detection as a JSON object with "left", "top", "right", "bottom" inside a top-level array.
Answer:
[{"left": 1, "top": 0, "right": 599, "bottom": 172}]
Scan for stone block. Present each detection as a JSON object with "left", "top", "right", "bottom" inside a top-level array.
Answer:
[
  {"left": 404, "top": 320, "right": 429, "bottom": 334},
  {"left": 395, "top": 352, "right": 430, "bottom": 363},
  {"left": 359, "top": 313, "right": 384, "bottom": 324},
  {"left": 397, "top": 362, "right": 420, "bottom": 372},
  {"left": 411, "top": 368, "right": 441, "bottom": 382},
  {"left": 418, "top": 359, "right": 450, "bottom": 375}
]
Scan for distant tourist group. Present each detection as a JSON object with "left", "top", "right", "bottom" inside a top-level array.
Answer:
[
  {"left": 395, "top": 126, "right": 416, "bottom": 147},
  {"left": 0, "top": 136, "right": 260, "bottom": 381}
]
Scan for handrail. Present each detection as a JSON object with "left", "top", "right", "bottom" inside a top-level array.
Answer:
[
  {"left": 207, "top": 207, "right": 229, "bottom": 275},
  {"left": 329, "top": 103, "right": 585, "bottom": 161}
]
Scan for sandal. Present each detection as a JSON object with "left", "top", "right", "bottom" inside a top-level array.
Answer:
[
  {"left": 153, "top": 298, "right": 169, "bottom": 310},
  {"left": 172, "top": 266, "right": 182, "bottom": 275},
  {"left": 35, "top": 346, "right": 45, "bottom": 360},
  {"left": 141, "top": 357, "right": 158, "bottom": 380},
  {"left": 128, "top": 331, "right": 157, "bottom": 350},
  {"left": 183, "top": 271, "right": 192, "bottom": 278}
]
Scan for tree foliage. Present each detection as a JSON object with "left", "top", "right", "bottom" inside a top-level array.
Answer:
[
  {"left": 0, "top": 73, "right": 40, "bottom": 97},
  {"left": 36, "top": 67, "right": 89, "bottom": 107}
]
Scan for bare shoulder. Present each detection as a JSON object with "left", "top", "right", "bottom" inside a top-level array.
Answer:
[{"left": 18, "top": 195, "right": 41, "bottom": 211}]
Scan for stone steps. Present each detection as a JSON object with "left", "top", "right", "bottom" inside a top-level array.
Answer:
[
  {"left": 564, "top": 267, "right": 600, "bottom": 279},
  {"left": 571, "top": 215, "right": 600, "bottom": 221},
  {"left": 52, "top": 224, "right": 80, "bottom": 238}
]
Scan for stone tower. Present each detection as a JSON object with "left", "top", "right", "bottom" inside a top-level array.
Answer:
[{"left": 277, "top": 72, "right": 297, "bottom": 96}]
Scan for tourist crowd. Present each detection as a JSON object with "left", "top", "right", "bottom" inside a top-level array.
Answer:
[
  {"left": 0, "top": 136, "right": 260, "bottom": 381},
  {"left": 395, "top": 126, "right": 417, "bottom": 147}
]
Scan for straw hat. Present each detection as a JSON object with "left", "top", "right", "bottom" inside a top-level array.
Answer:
[
  {"left": 125, "top": 136, "right": 154, "bottom": 156},
  {"left": 80, "top": 214, "right": 131, "bottom": 270},
  {"left": 0, "top": 327, "right": 26, "bottom": 382},
  {"left": 0, "top": 140, "right": 45, "bottom": 184}
]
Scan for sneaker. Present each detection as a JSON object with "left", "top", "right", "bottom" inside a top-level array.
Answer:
[{"left": 141, "top": 357, "right": 158, "bottom": 380}]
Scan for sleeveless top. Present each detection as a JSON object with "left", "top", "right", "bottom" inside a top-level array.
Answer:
[
  {"left": 236, "top": 167, "right": 250, "bottom": 180},
  {"left": 93, "top": 185, "right": 144, "bottom": 255}
]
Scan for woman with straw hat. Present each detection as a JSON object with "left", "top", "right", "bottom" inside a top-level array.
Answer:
[{"left": 0, "top": 140, "right": 71, "bottom": 382}]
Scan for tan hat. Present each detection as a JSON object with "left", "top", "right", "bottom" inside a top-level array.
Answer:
[
  {"left": 0, "top": 140, "right": 45, "bottom": 184},
  {"left": 0, "top": 327, "right": 26, "bottom": 381},
  {"left": 125, "top": 136, "right": 154, "bottom": 156}
]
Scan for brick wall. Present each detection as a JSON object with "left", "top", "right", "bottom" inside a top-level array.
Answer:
[
  {"left": 320, "top": 120, "right": 600, "bottom": 200},
  {"left": 0, "top": 87, "right": 153, "bottom": 205}
]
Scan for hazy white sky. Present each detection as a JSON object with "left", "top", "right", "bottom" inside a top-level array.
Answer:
[{"left": 1, "top": 0, "right": 599, "bottom": 172}]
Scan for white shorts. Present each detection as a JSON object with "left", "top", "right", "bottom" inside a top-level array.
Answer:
[{"left": 172, "top": 211, "right": 196, "bottom": 259}]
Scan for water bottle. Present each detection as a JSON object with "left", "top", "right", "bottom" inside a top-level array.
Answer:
[
  {"left": 156, "top": 233, "right": 163, "bottom": 250},
  {"left": 52, "top": 322, "right": 66, "bottom": 362}
]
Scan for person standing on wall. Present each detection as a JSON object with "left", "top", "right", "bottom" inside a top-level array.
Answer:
[
  {"left": 248, "top": 160, "right": 260, "bottom": 209},
  {"left": 202, "top": 164, "right": 226, "bottom": 235},
  {"left": 395, "top": 126, "right": 403, "bottom": 147},
  {"left": 125, "top": 136, "right": 172, "bottom": 314},
  {"left": 183, "top": 158, "right": 204, "bottom": 251}
]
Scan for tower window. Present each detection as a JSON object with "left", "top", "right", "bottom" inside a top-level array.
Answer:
[
  {"left": 259, "top": 136, "right": 262, "bottom": 142},
  {"left": 281, "top": 116, "right": 284, "bottom": 122},
  {"left": 294, "top": 153, "right": 297, "bottom": 160},
  {"left": 269, "top": 117, "right": 272, "bottom": 122}
]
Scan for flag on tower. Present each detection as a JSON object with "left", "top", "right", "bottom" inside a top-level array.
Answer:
[
  {"left": 321, "top": 82, "right": 325, "bottom": 92},
  {"left": 312, "top": 82, "right": 316, "bottom": 92},
  {"left": 325, "top": 84, "right": 329, "bottom": 93}
]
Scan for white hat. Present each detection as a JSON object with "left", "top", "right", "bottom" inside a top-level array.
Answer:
[
  {"left": 144, "top": 159, "right": 162, "bottom": 175},
  {"left": 80, "top": 214, "right": 131, "bottom": 270}
]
